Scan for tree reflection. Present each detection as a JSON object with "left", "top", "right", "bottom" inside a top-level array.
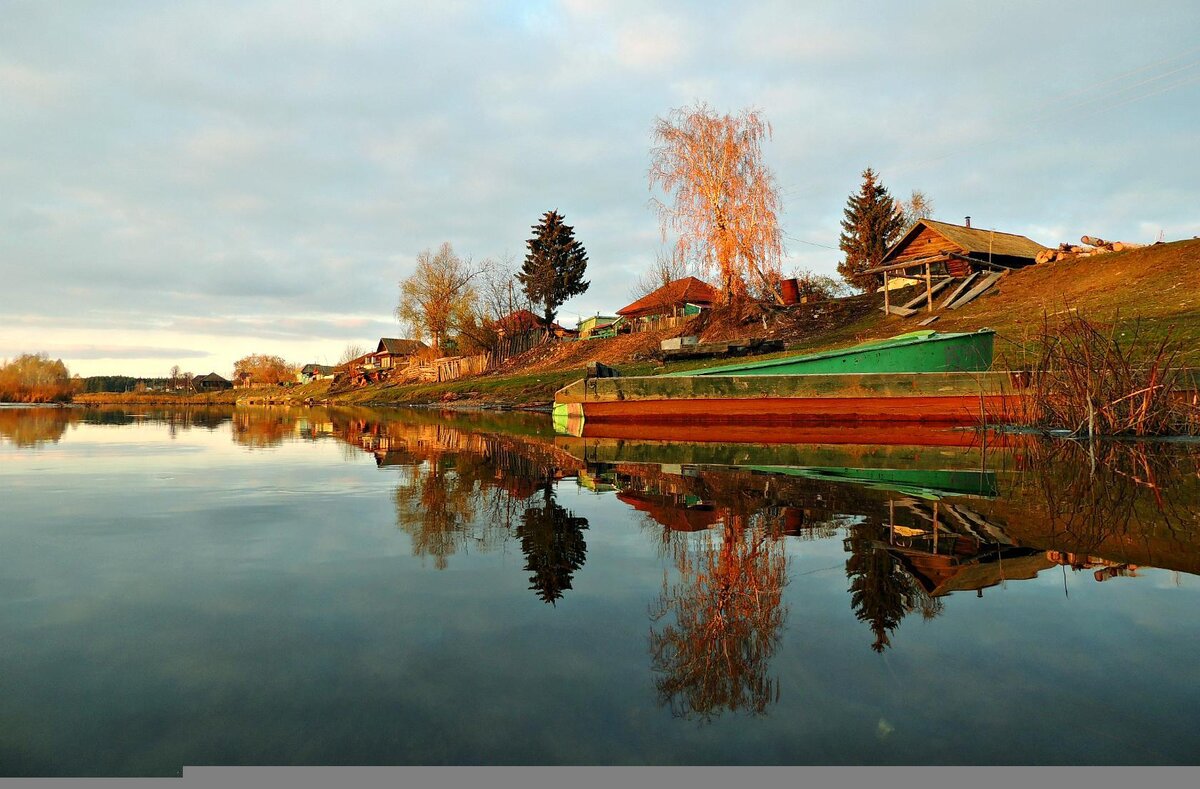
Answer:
[
  {"left": 516, "top": 482, "right": 589, "bottom": 604},
  {"left": 231, "top": 409, "right": 296, "bottom": 449},
  {"left": 844, "top": 523, "right": 921, "bottom": 653},
  {"left": 393, "top": 457, "right": 482, "bottom": 570},
  {"left": 0, "top": 407, "right": 75, "bottom": 446},
  {"left": 649, "top": 514, "right": 789, "bottom": 721}
]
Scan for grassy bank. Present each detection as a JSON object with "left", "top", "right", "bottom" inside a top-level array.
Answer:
[{"left": 75, "top": 240, "right": 1200, "bottom": 410}]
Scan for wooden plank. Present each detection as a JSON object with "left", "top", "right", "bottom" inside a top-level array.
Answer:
[
  {"left": 881, "top": 304, "right": 917, "bottom": 317},
  {"left": 926, "top": 262, "right": 933, "bottom": 312},
  {"left": 939, "top": 272, "right": 978, "bottom": 309},
  {"left": 863, "top": 254, "right": 950, "bottom": 275},
  {"left": 917, "top": 315, "right": 939, "bottom": 326},
  {"left": 947, "top": 272, "right": 1003, "bottom": 310},
  {"left": 900, "top": 278, "right": 952, "bottom": 310}
]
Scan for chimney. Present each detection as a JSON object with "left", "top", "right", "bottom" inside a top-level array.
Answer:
[{"left": 964, "top": 216, "right": 971, "bottom": 228}]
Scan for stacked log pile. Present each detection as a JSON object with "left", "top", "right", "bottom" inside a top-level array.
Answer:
[{"left": 1035, "top": 235, "right": 1145, "bottom": 264}]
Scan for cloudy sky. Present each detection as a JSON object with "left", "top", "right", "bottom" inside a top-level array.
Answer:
[{"left": 2, "top": 0, "right": 1197, "bottom": 376}]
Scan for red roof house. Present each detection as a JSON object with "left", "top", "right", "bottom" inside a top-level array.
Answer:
[{"left": 617, "top": 276, "right": 721, "bottom": 321}]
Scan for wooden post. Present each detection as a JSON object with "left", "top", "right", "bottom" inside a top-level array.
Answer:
[
  {"left": 932, "top": 502, "right": 939, "bottom": 555},
  {"left": 925, "top": 262, "right": 933, "bottom": 312},
  {"left": 884, "top": 271, "right": 890, "bottom": 314}
]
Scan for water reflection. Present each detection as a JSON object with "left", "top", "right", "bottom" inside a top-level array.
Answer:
[
  {"left": 649, "top": 514, "right": 788, "bottom": 721},
  {"left": 518, "top": 482, "right": 589, "bottom": 604},
  {"left": 0, "top": 407, "right": 76, "bottom": 446},
  {"left": 30, "top": 406, "right": 1200, "bottom": 724}
]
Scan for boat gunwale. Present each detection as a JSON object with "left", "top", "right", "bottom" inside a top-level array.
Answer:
[{"left": 660, "top": 328, "right": 995, "bottom": 377}]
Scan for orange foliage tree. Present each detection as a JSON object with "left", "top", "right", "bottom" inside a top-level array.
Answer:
[
  {"left": 649, "top": 103, "right": 784, "bottom": 303},
  {"left": 0, "top": 353, "right": 73, "bottom": 403},
  {"left": 232, "top": 354, "right": 293, "bottom": 385}
]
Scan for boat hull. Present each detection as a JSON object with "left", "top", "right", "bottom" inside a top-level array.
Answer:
[{"left": 554, "top": 371, "right": 1030, "bottom": 427}]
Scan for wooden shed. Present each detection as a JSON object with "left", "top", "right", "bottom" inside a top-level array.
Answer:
[
  {"left": 880, "top": 219, "right": 1047, "bottom": 278},
  {"left": 867, "top": 219, "right": 1048, "bottom": 319}
]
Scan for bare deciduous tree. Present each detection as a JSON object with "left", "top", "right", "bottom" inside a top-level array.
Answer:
[
  {"left": 395, "top": 242, "right": 484, "bottom": 353},
  {"left": 629, "top": 250, "right": 695, "bottom": 302},
  {"left": 896, "top": 189, "right": 935, "bottom": 230},
  {"left": 649, "top": 103, "right": 784, "bottom": 303},
  {"left": 789, "top": 267, "right": 853, "bottom": 300},
  {"left": 338, "top": 344, "right": 366, "bottom": 366},
  {"left": 456, "top": 254, "right": 532, "bottom": 354}
]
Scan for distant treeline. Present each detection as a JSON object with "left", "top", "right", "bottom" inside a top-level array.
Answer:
[
  {"left": 0, "top": 354, "right": 73, "bottom": 403},
  {"left": 80, "top": 376, "right": 172, "bottom": 393}
]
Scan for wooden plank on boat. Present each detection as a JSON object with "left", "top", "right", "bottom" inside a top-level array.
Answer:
[
  {"left": 947, "top": 272, "right": 1003, "bottom": 310},
  {"left": 939, "top": 272, "right": 978, "bottom": 309}
]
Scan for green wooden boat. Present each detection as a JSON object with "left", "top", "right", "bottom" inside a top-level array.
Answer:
[{"left": 662, "top": 329, "right": 995, "bottom": 377}]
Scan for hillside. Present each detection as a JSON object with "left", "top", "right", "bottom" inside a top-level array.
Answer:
[
  {"left": 71, "top": 240, "right": 1199, "bottom": 410},
  {"left": 789, "top": 238, "right": 1200, "bottom": 365}
]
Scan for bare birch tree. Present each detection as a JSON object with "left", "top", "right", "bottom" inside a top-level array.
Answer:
[{"left": 649, "top": 103, "right": 784, "bottom": 303}]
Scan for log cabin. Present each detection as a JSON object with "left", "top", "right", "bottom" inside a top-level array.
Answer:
[
  {"left": 192, "top": 372, "right": 232, "bottom": 392},
  {"left": 374, "top": 338, "right": 429, "bottom": 371},
  {"left": 878, "top": 218, "right": 1047, "bottom": 278}
]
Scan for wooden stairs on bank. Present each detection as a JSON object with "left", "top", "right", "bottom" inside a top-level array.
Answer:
[{"left": 881, "top": 271, "right": 1007, "bottom": 325}]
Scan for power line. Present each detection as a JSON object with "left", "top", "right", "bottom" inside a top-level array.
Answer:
[{"left": 782, "top": 232, "right": 838, "bottom": 251}]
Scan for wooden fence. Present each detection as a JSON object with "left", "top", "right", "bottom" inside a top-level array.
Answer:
[
  {"left": 629, "top": 314, "right": 689, "bottom": 333},
  {"left": 435, "top": 354, "right": 493, "bottom": 383},
  {"left": 494, "top": 329, "right": 550, "bottom": 362}
]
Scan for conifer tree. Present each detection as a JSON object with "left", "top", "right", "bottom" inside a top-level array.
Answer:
[
  {"left": 518, "top": 210, "right": 589, "bottom": 328},
  {"left": 837, "top": 168, "right": 905, "bottom": 293}
]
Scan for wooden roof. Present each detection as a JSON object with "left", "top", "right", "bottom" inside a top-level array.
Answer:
[
  {"left": 617, "top": 276, "right": 720, "bottom": 318},
  {"left": 192, "top": 372, "right": 229, "bottom": 384},
  {"left": 883, "top": 219, "right": 1047, "bottom": 264},
  {"left": 497, "top": 309, "right": 571, "bottom": 334},
  {"left": 376, "top": 338, "right": 428, "bottom": 355}
]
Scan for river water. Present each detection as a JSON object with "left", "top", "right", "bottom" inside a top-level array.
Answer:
[{"left": 1, "top": 405, "right": 1198, "bottom": 774}]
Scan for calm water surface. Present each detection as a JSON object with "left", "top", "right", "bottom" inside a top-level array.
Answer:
[{"left": 1, "top": 405, "right": 1199, "bottom": 774}]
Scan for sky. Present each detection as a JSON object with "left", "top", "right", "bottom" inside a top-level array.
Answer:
[{"left": 2, "top": 0, "right": 1198, "bottom": 377}]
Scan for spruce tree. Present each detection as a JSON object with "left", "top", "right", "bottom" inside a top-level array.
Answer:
[
  {"left": 519, "top": 210, "right": 589, "bottom": 328},
  {"left": 837, "top": 168, "right": 905, "bottom": 293}
]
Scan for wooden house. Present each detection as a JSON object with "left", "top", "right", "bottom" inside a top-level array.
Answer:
[
  {"left": 617, "top": 276, "right": 720, "bottom": 331},
  {"left": 577, "top": 314, "right": 622, "bottom": 339},
  {"left": 867, "top": 219, "right": 1048, "bottom": 319},
  {"left": 297, "top": 364, "right": 336, "bottom": 384},
  {"left": 374, "top": 338, "right": 429, "bottom": 370},
  {"left": 496, "top": 309, "right": 576, "bottom": 339},
  {"left": 878, "top": 219, "right": 1047, "bottom": 278},
  {"left": 192, "top": 372, "right": 232, "bottom": 392}
]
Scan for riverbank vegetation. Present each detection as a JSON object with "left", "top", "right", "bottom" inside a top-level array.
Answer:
[
  {"left": 1023, "top": 311, "right": 1198, "bottom": 437},
  {"left": 0, "top": 353, "right": 74, "bottom": 403}
]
